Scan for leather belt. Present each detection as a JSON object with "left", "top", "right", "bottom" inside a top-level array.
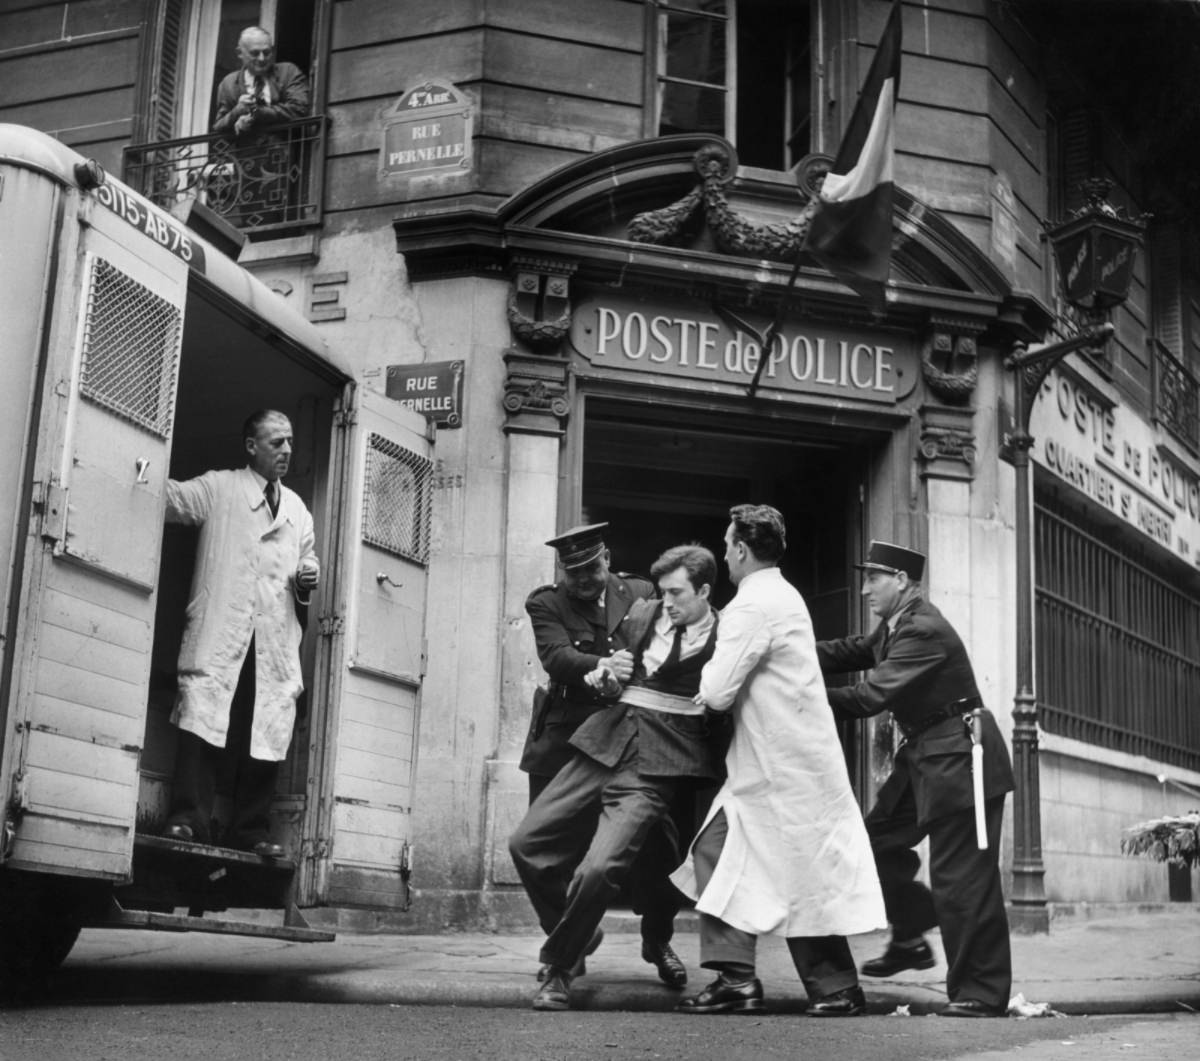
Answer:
[
  {"left": 897, "top": 696, "right": 982, "bottom": 741},
  {"left": 620, "top": 686, "right": 706, "bottom": 716}
]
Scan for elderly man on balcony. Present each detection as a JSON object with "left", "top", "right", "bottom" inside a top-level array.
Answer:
[
  {"left": 212, "top": 26, "right": 310, "bottom": 227},
  {"left": 213, "top": 26, "right": 309, "bottom": 139}
]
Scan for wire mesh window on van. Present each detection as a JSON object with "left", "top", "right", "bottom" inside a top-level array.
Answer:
[
  {"left": 78, "top": 256, "right": 182, "bottom": 437},
  {"left": 362, "top": 433, "right": 433, "bottom": 564}
]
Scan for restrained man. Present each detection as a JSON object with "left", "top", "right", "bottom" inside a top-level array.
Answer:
[
  {"left": 520, "top": 522, "right": 685, "bottom": 987},
  {"left": 512, "top": 543, "right": 728, "bottom": 1010}
]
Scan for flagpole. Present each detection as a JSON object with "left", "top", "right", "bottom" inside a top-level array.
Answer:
[
  {"left": 747, "top": 252, "right": 805, "bottom": 396},
  {"left": 726, "top": 0, "right": 901, "bottom": 394}
]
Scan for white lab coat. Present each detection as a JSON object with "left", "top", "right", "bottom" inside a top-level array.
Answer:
[
  {"left": 167, "top": 467, "right": 317, "bottom": 761},
  {"left": 671, "top": 567, "right": 886, "bottom": 937}
]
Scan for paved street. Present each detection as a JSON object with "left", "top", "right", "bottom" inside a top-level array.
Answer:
[
  {"left": 2, "top": 906, "right": 1197, "bottom": 1059},
  {"left": 0, "top": 1003, "right": 1196, "bottom": 1061},
  {"left": 33, "top": 906, "right": 1200, "bottom": 1016}
]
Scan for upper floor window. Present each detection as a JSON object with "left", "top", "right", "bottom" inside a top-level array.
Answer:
[
  {"left": 650, "top": 0, "right": 815, "bottom": 171},
  {"left": 130, "top": 0, "right": 325, "bottom": 236},
  {"left": 149, "top": 0, "right": 318, "bottom": 142}
]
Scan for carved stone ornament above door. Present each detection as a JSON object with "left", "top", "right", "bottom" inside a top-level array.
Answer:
[
  {"left": 627, "top": 144, "right": 831, "bottom": 262},
  {"left": 507, "top": 256, "right": 575, "bottom": 353}
]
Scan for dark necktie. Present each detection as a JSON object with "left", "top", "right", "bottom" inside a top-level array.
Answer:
[
  {"left": 253, "top": 75, "right": 267, "bottom": 105},
  {"left": 265, "top": 480, "right": 279, "bottom": 518},
  {"left": 661, "top": 624, "right": 685, "bottom": 672}
]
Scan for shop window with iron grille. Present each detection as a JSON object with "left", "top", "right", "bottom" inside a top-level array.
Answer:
[
  {"left": 362, "top": 434, "right": 433, "bottom": 566},
  {"left": 79, "top": 257, "right": 182, "bottom": 438},
  {"left": 1036, "top": 489, "right": 1200, "bottom": 773},
  {"left": 649, "top": 0, "right": 814, "bottom": 171}
]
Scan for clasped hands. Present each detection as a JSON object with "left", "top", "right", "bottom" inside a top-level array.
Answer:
[
  {"left": 583, "top": 648, "right": 633, "bottom": 695},
  {"left": 231, "top": 93, "right": 259, "bottom": 135}
]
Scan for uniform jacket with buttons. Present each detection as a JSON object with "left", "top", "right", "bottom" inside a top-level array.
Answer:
[
  {"left": 568, "top": 598, "right": 726, "bottom": 781},
  {"left": 520, "top": 571, "right": 655, "bottom": 777},
  {"left": 817, "top": 596, "right": 1014, "bottom": 826},
  {"left": 167, "top": 467, "right": 317, "bottom": 761}
]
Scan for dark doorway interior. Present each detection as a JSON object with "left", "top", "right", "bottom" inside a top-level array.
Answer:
[
  {"left": 581, "top": 399, "right": 868, "bottom": 635},
  {"left": 142, "top": 283, "right": 340, "bottom": 842}
]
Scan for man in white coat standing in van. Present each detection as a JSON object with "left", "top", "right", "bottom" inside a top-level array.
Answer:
[
  {"left": 161, "top": 409, "right": 318, "bottom": 858},
  {"left": 672, "top": 504, "right": 885, "bottom": 1016}
]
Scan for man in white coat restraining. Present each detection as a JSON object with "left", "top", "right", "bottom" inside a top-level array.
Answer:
[
  {"left": 672, "top": 504, "right": 885, "bottom": 1017},
  {"left": 161, "top": 409, "right": 318, "bottom": 858}
]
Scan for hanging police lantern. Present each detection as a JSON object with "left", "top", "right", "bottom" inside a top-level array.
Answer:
[{"left": 1045, "top": 177, "right": 1146, "bottom": 314}]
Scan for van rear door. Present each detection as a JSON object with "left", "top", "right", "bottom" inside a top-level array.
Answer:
[
  {"left": 6, "top": 190, "right": 187, "bottom": 880},
  {"left": 306, "top": 387, "right": 432, "bottom": 909}
]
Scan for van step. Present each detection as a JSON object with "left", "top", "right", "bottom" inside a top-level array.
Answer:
[
  {"left": 87, "top": 897, "right": 335, "bottom": 942},
  {"left": 123, "top": 834, "right": 301, "bottom": 914},
  {"left": 134, "top": 833, "right": 296, "bottom": 870}
]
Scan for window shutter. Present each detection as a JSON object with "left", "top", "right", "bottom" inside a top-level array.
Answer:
[
  {"left": 1150, "top": 224, "right": 1184, "bottom": 358},
  {"left": 151, "top": 0, "right": 187, "bottom": 141},
  {"left": 1059, "top": 109, "right": 1097, "bottom": 214}
]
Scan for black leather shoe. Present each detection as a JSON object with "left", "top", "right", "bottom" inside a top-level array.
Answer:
[
  {"left": 808, "top": 984, "right": 866, "bottom": 1017},
  {"left": 162, "top": 823, "right": 195, "bottom": 841},
  {"left": 676, "top": 975, "right": 765, "bottom": 1014},
  {"left": 532, "top": 968, "right": 573, "bottom": 1011},
  {"left": 252, "top": 840, "right": 286, "bottom": 859},
  {"left": 861, "top": 939, "right": 936, "bottom": 977},
  {"left": 943, "top": 998, "right": 1006, "bottom": 1018},
  {"left": 642, "top": 940, "right": 687, "bottom": 987}
]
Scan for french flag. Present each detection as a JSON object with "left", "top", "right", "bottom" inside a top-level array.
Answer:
[{"left": 803, "top": 0, "right": 902, "bottom": 307}]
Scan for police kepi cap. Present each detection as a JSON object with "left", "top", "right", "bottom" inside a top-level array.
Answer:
[
  {"left": 856, "top": 540, "right": 926, "bottom": 581},
  {"left": 546, "top": 522, "right": 609, "bottom": 569}
]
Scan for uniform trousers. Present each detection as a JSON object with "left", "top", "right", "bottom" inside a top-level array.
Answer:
[
  {"left": 510, "top": 736, "right": 682, "bottom": 970},
  {"left": 693, "top": 809, "right": 859, "bottom": 1000},
  {"left": 166, "top": 637, "right": 279, "bottom": 848},
  {"left": 866, "top": 786, "right": 1011, "bottom": 1009}
]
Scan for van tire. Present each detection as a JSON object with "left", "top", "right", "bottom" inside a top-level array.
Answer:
[{"left": 0, "top": 871, "right": 86, "bottom": 1003}]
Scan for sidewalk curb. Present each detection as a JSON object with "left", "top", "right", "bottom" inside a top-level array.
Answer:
[{"left": 195, "top": 973, "right": 1200, "bottom": 1017}]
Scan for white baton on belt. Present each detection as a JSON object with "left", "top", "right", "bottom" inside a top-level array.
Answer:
[{"left": 969, "top": 709, "right": 987, "bottom": 850}]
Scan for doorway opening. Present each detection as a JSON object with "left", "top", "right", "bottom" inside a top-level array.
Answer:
[
  {"left": 581, "top": 399, "right": 869, "bottom": 626},
  {"left": 140, "top": 278, "right": 343, "bottom": 868}
]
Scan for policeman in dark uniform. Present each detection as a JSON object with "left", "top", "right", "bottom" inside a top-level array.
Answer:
[
  {"left": 520, "top": 523, "right": 683, "bottom": 986},
  {"left": 817, "top": 541, "right": 1015, "bottom": 1019},
  {"left": 521, "top": 523, "right": 656, "bottom": 797}
]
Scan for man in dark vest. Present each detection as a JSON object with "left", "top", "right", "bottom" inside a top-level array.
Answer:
[
  {"left": 817, "top": 541, "right": 1015, "bottom": 1018},
  {"left": 511, "top": 543, "right": 727, "bottom": 1011}
]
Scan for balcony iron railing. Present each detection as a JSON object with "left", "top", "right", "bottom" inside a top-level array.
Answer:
[
  {"left": 1150, "top": 337, "right": 1200, "bottom": 452},
  {"left": 123, "top": 116, "right": 326, "bottom": 237}
]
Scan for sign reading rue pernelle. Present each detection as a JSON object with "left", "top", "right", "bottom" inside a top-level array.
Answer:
[
  {"left": 384, "top": 361, "right": 464, "bottom": 427},
  {"left": 380, "top": 80, "right": 472, "bottom": 179}
]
